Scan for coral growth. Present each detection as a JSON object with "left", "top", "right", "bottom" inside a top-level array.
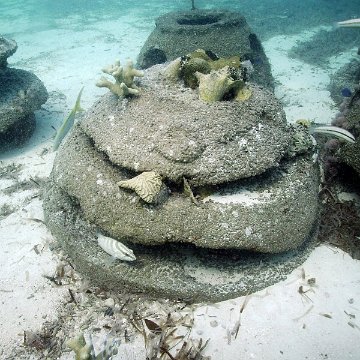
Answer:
[
  {"left": 96, "top": 60, "right": 144, "bottom": 97},
  {"left": 195, "top": 66, "right": 244, "bottom": 102},
  {"left": 163, "top": 49, "right": 252, "bottom": 102},
  {"left": 287, "top": 123, "right": 314, "bottom": 158},
  {"left": 324, "top": 85, "right": 360, "bottom": 177}
]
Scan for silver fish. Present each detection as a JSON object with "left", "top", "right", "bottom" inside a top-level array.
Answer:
[
  {"left": 313, "top": 125, "right": 355, "bottom": 143},
  {"left": 53, "top": 87, "right": 84, "bottom": 151},
  {"left": 337, "top": 18, "right": 360, "bottom": 28},
  {"left": 97, "top": 233, "right": 136, "bottom": 261}
]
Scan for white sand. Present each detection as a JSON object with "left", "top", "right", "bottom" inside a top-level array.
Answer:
[{"left": 1, "top": 13, "right": 360, "bottom": 359}]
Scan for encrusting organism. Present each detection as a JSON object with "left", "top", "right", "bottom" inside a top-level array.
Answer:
[
  {"left": 195, "top": 66, "right": 244, "bottom": 102},
  {"left": 163, "top": 49, "right": 252, "bottom": 102},
  {"left": 287, "top": 122, "right": 315, "bottom": 158},
  {"left": 96, "top": 59, "right": 144, "bottom": 97}
]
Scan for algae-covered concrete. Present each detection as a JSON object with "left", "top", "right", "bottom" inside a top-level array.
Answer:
[
  {"left": 339, "top": 93, "right": 360, "bottom": 175},
  {"left": 0, "top": 68, "right": 48, "bottom": 133},
  {"left": 43, "top": 60, "right": 320, "bottom": 300},
  {"left": 0, "top": 36, "right": 48, "bottom": 150},
  {"left": 51, "top": 124, "right": 319, "bottom": 252},
  {"left": 81, "top": 65, "right": 288, "bottom": 187},
  {"left": 0, "top": 36, "right": 17, "bottom": 68}
]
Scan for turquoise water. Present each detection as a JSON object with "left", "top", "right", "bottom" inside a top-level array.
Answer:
[
  {"left": 0, "top": 0, "right": 359, "bottom": 151},
  {"left": 0, "top": 0, "right": 359, "bottom": 152},
  {"left": 1, "top": 0, "right": 359, "bottom": 39},
  {"left": 0, "top": 2, "right": 360, "bottom": 357}
]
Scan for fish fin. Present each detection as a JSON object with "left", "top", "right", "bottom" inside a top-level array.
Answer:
[
  {"left": 52, "top": 87, "right": 85, "bottom": 151},
  {"left": 74, "top": 86, "right": 84, "bottom": 112},
  {"left": 313, "top": 126, "right": 355, "bottom": 143}
]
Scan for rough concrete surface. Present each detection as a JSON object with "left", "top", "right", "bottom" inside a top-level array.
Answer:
[
  {"left": 43, "top": 179, "right": 318, "bottom": 302},
  {"left": 50, "top": 124, "right": 319, "bottom": 252},
  {"left": 43, "top": 61, "right": 320, "bottom": 300},
  {"left": 81, "top": 65, "right": 289, "bottom": 187}
]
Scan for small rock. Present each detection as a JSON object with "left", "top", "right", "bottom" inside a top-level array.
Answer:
[{"left": 104, "top": 298, "right": 115, "bottom": 307}]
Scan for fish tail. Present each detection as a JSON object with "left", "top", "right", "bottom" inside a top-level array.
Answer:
[{"left": 75, "top": 86, "right": 85, "bottom": 112}]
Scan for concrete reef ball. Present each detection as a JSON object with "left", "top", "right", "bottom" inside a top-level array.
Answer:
[
  {"left": 43, "top": 63, "right": 319, "bottom": 301},
  {"left": 137, "top": 9, "right": 274, "bottom": 90},
  {"left": 0, "top": 36, "right": 48, "bottom": 150}
]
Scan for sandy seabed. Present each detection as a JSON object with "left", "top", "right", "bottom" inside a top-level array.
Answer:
[{"left": 1, "top": 3, "right": 360, "bottom": 359}]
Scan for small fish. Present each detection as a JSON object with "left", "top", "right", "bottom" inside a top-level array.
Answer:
[
  {"left": 97, "top": 232, "right": 136, "bottom": 261},
  {"left": 337, "top": 18, "right": 360, "bottom": 28},
  {"left": 341, "top": 87, "right": 352, "bottom": 97},
  {"left": 312, "top": 125, "right": 355, "bottom": 143},
  {"left": 319, "top": 313, "right": 332, "bottom": 319},
  {"left": 53, "top": 87, "right": 84, "bottom": 151}
]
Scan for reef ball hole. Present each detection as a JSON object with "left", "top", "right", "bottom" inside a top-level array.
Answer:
[
  {"left": 248, "top": 33, "right": 262, "bottom": 52},
  {"left": 177, "top": 15, "right": 221, "bottom": 26},
  {"left": 142, "top": 48, "right": 167, "bottom": 68}
]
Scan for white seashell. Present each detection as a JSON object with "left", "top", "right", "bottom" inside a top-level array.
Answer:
[
  {"left": 117, "top": 171, "right": 163, "bottom": 203},
  {"left": 97, "top": 233, "right": 136, "bottom": 261}
]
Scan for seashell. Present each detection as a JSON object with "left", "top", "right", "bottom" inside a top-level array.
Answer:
[
  {"left": 117, "top": 171, "right": 163, "bottom": 203},
  {"left": 97, "top": 233, "right": 136, "bottom": 261}
]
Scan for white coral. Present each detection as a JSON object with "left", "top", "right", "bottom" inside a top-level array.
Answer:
[{"left": 96, "top": 59, "right": 144, "bottom": 97}]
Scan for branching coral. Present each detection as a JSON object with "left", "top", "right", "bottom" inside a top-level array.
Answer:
[{"left": 96, "top": 59, "right": 144, "bottom": 97}]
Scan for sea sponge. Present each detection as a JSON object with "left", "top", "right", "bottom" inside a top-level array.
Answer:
[
  {"left": 162, "top": 57, "right": 182, "bottom": 82},
  {"left": 235, "top": 86, "right": 252, "bottom": 101},
  {"left": 67, "top": 333, "right": 120, "bottom": 360},
  {"left": 210, "top": 55, "right": 241, "bottom": 70},
  {"left": 195, "top": 66, "right": 244, "bottom": 102},
  {"left": 96, "top": 59, "right": 144, "bottom": 97},
  {"left": 182, "top": 57, "right": 212, "bottom": 88},
  {"left": 67, "top": 334, "right": 92, "bottom": 360},
  {"left": 187, "top": 48, "right": 213, "bottom": 61},
  {"left": 162, "top": 50, "right": 249, "bottom": 102}
]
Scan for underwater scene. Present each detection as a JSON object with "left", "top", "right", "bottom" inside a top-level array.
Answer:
[{"left": 1, "top": 0, "right": 360, "bottom": 358}]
